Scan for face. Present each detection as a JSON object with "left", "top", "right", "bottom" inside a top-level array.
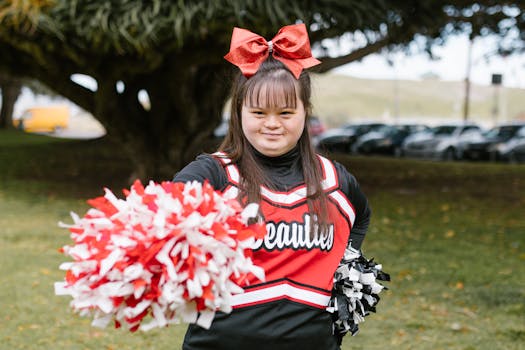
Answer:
[{"left": 241, "top": 97, "right": 306, "bottom": 157}]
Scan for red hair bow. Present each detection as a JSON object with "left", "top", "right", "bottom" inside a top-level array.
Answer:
[{"left": 224, "top": 23, "right": 321, "bottom": 79}]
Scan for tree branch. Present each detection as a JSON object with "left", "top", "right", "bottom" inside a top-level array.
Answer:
[
  {"left": 0, "top": 43, "right": 95, "bottom": 112},
  {"left": 314, "top": 37, "right": 391, "bottom": 73}
]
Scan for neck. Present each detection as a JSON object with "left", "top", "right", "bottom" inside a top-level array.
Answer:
[{"left": 251, "top": 145, "right": 299, "bottom": 165}]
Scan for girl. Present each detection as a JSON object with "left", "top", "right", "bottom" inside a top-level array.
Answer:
[{"left": 174, "top": 23, "right": 371, "bottom": 350}]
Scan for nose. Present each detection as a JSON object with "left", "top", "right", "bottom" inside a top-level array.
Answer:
[{"left": 264, "top": 115, "right": 280, "bottom": 129}]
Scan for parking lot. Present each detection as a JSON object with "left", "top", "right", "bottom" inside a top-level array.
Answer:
[{"left": 315, "top": 121, "right": 525, "bottom": 163}]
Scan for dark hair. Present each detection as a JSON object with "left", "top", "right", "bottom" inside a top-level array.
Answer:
[{"left": 219, "top": 57, "right": 330, "bottom": 233}]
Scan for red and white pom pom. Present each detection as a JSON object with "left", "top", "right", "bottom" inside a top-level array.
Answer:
[{"left": 55, "top": 180, "right": 266, "bottom": 331}]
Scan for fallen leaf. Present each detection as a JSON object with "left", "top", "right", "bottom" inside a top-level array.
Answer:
[{"left": 445, "top": 230, "right": 455, "bottom": 238}]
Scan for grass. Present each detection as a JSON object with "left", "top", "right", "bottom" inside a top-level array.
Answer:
[
  {"left": 0, "top": 129, "right": 524, "bottom": 350},
  {"left": 334, "top": 155, "right": 525, "bottom": 350}
]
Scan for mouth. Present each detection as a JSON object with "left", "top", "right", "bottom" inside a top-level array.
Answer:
[{"left": 262, "top": 134, "right": 283, "bottom": 141}]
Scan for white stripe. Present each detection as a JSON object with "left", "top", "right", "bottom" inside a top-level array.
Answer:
[
  {"left": 218, "top": 154, "right": 338, "bottom": 206},
  {"left": 260, "top": 156, "right": 337, "bottom": 204},
  {"left": 225, "top": 164, "right": 240, "bottom": 183},
  {"left": 212, "top": 152, "right": 231, "bottom": 164},
  {"left": 328, "top": 191, "right": 356, "bottom": 226},
  {"left": 260, "top": 186, "right": 307, "bottom": 205},
  {"left": 231, "top": 283, "right": 330, "bottom": 308},
  {"left": 319, "top": 156, "right": 337, "bottom": 190}
]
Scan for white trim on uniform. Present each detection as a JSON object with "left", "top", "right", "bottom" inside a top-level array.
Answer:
[
  {"left": 225, "top": 164, "right": 240, "bottom": 183},
  {"left": 259, "top": 155, "right": 338, "bottom": 205},
  {"left": 212, "top": 152, "right": 231, "bottom": 164},
  {"left": 260, "top": 186, "right": 307, "bottom": 205},
  {"left": 213, "top": 153, "right": 344, "bottom": 208},
  {"left": 328, "top": 191, "right": 356, "bottom": 226},
  {"left": 318, "top": 155, "right": 338, "bottom": 191},
  {"left": 231, "top": 282, "right": 331, "bottom": 309}
]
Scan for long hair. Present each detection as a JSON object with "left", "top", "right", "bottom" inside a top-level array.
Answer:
[{"left": 219, "top": 57, "right": 330, "bottom": 232}]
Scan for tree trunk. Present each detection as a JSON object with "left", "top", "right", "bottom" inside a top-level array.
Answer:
[
  {"left": 93, "top": 63, "right": 232, "bottom": 182},
  {"left": 0, "top": 79, "right": 22, "bottom": 129}
]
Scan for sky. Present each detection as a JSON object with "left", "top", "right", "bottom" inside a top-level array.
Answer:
[
  {"left": 334, "top": 33, "right": 525, "bottom": 89},
  {"left": 13, "top": 33, "right": 525, "bottom": 119}
]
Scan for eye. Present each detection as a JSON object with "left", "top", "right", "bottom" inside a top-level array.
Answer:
[{"left": 249, "top": 109, "right": 265, "bottom": 116}]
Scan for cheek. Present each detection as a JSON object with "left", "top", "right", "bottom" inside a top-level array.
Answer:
[
  {"left": 241, "top": 115, "right": 257, "bottom": 136},
  {"left": 290, "top": 118, "right": 306, "bottom": 137}
]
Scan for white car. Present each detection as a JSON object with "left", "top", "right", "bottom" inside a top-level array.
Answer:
[
  {"left": 402, "top": 123, "right": 484, "bottom": 160},
  {"left": 488, "top": 125, "right": 525, "bottom": 163}
]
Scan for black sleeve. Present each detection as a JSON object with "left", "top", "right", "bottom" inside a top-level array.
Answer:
[
  {"left": 173, "top": 154, "right": 228, "bottom": 191},
  {"left": 333, "top": 161, "right": 371, "bottom": 251}
]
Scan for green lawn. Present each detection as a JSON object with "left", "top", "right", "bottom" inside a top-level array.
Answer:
[{"left": 0, "top": 130, "right": 523, "bottom": 350}]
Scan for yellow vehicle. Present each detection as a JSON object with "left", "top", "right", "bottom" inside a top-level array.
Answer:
[{"left": 13, "top": 106, "right": 69, "bottom": 133}]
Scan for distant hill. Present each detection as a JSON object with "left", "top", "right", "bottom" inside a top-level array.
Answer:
[{"left": 311, "top": 73, "right": 525, "bottom": 128}]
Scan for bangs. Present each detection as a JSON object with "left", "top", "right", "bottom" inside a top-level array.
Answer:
[{"left": 244, "top": 70, "right": 298, "bottom": 109}]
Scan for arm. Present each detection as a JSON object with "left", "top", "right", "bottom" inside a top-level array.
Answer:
[{"left": 334, "top": 162, "right": 371, "bottom": 250}]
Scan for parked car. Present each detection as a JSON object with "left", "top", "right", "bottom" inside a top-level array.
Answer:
[
  {"left": 402, "top": 123, "right": 483, "bottom": 160},
  {"left": 315, "top": 122, "right": 386, "bottom": 153},
  {"left": 353, "top": 124, "right": 430, "bottom": 156},
  {"left": 308, "top": 116, "right": 326, "bottom": 137},
  {"left": 461, "top": 123, "right": 525, "bottom": 161},
  {"left": 13, "top": 106, "right": 69, "bottom": 133},
  {"left": 487, "top": 124, "right": 525, "bottom": 163}
]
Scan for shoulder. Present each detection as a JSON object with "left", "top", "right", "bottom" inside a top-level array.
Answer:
[
  {"left": 316, "top": 155, "right": 364, "bottom": 203},
  {"left": 333, "top": 160, "right": 359, "bottom": 185},
  {"left": 173, "top": 154, "right": 227, "bottom": 190}
]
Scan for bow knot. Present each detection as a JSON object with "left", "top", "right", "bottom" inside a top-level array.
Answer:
[
  {"left": 224, "top": 23, "right": 321, "bottom": 79},
  {"left": 267, "top": 40, "right": 273, "bottom": 53}
]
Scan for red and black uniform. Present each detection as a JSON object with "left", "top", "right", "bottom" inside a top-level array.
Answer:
[{"left": 173, "top": 147, "right": 370, "bottom": 350}]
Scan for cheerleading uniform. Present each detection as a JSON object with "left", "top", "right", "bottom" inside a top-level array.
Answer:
[{"left": 173, "top": 147, "right": 370, "bottom": 350}]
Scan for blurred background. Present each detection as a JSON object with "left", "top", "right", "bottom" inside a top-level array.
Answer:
[
  {"left": 0, "top": 1, "right": 524, "bottom": 350},
  {"left": 11, "top": 33, "right": 525, "bottom": 138}
]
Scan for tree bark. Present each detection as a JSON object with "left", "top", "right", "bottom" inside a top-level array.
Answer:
[
  {"left": 0, "top": 79, "right": 22, "bottom": 129},
  {"left": 91, "top": 62, "right": 232, "bottom": 181},
  {"left": 0, "top": 42, "right": 231, "bottom": 180}
]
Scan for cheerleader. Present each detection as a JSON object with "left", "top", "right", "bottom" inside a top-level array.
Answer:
[{"left": 174, "top": 23, "right": 371, "bottom": 350}]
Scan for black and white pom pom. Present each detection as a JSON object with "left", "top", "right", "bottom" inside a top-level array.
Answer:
[{"left": 327, "top": 246, "right": 390, "bottom": 343}]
